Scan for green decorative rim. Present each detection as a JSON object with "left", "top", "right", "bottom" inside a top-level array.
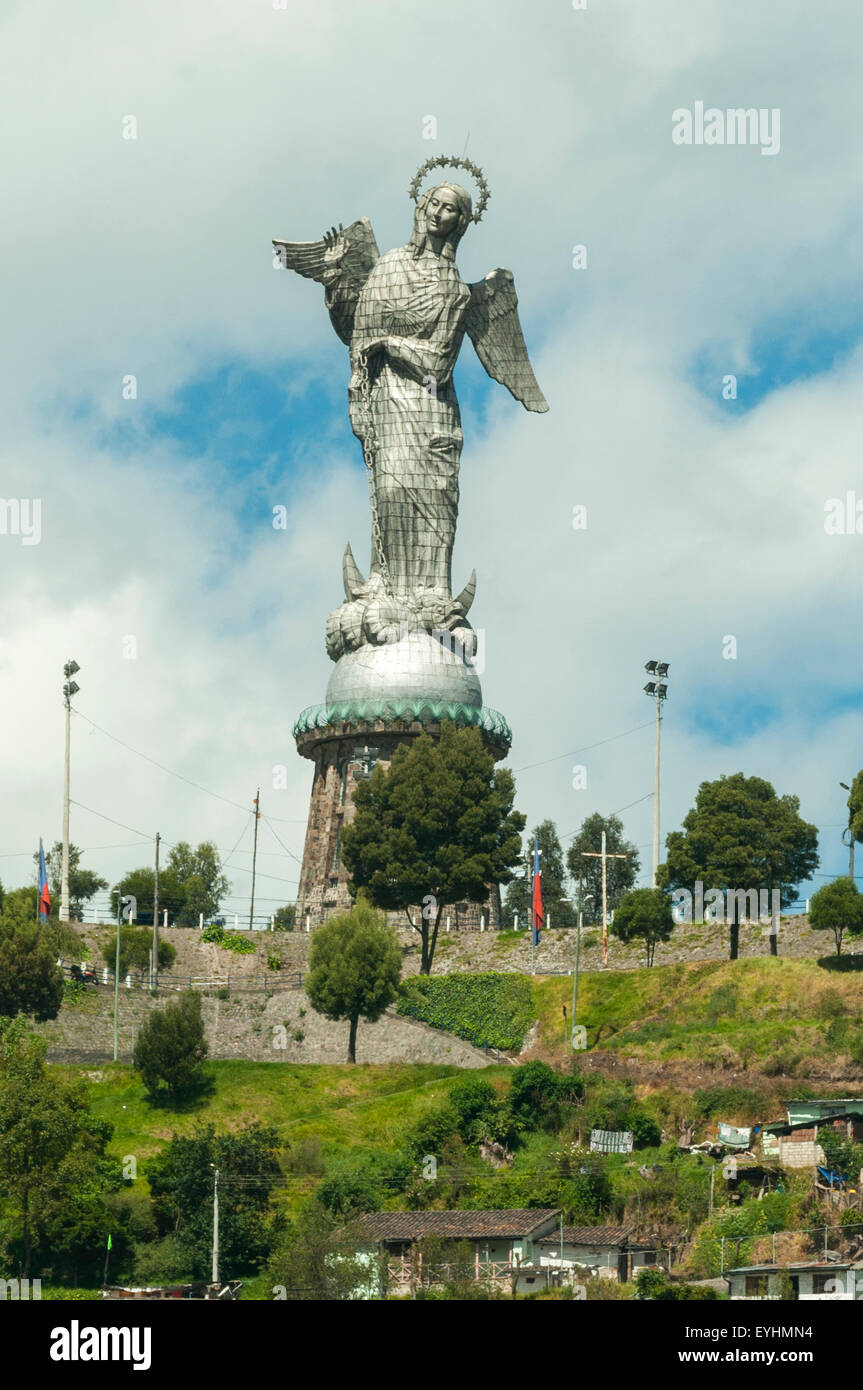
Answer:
[{"left": 292, "top": 699, "right": 511, "bottom": 743}]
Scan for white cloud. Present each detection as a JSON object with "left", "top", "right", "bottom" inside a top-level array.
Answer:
[{"left": 2, "top": 0, "right": 862, "bottom": 902}]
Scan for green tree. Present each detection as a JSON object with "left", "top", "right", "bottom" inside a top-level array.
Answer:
[
  {"left": 566, "top": 814, "right": 639, "bottom": 924},
  {"left": 341, "top": 723, "right": 525, "bottom": 974},
  {"left": 809, "top": 877, "right": 863, "bottom": 958},
  {"left": 133, "top": 992, "right": 208, "bottom": 1098},
  {"left": 273, "top": 903, "right": 296, "bottom": 931},
  {"left": 33, "top": 842, "right": 108, "bottom": 921},
  {"left": 504, "top": 820, "right": 576, "bottom": 928},
  {"left": 0, "top": 1020, "right": 117, "bottom": 1277},
  {"left": 267, "top": 1202, "right": 368, "bottom": 1301},
  {"left": 305, "top": 899, "right": 401, "bottom": 1062},
  {"left": 148, "top": 1123, "right": 282, "bottom": 1277},
  {"left": 657, "top": 773, "right": 819, "bottom": 960},
  {"left": 166, "top": 842, "right": 230, "bottom": 926},
  {"left": 114, "top": 865, "right": 186, "bottom": 926},
  {"left": 612, "top": 887, "right": 674, "bottom": 966},
  {"left": 100, "top": 925, "right": 176, "bottom": 977},
  {"left": 845, "top": 772, "right": 863, "bottom": 859},
  {"left": 0, "top": 900, "right": 64, "bottom": 1021}
]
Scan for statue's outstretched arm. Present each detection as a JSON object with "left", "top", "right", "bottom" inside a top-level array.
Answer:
[
  {"left": 464, "top": 269, "right": 549, "bottom": 412},
  {"left": 272, "top": 218, "right": 380, "bottom": 347}
]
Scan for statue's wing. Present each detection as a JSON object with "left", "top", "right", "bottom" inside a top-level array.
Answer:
[
  {"left": 272, "top": 217, "right": 379, "bottom": 346},
  {"left": 464, "top": 269, "right": 549, "bottom": 412}
]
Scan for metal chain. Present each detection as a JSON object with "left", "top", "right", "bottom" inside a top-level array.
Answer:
[{"left": 357, "top": 347, "right": 393, "bottom": 595}]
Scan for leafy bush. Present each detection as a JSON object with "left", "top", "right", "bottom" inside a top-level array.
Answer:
[
  {"left": 448, "top": 1076, "right": 500, "bottom": 1142},
  {"left": 507, "top": 1061, "right": 581, "bottom": 1134},
  {"left": 133, "top": 992, "right": 209, "bottom": 1098},
  {"left": 201, "top": 922, "right": 224, "bottom": 944},
  {"left": 397, "top": 972, "right": 534, "bottom": 1051},
  {"left": 221, "top": 933, "right": 256, "bottom": 955},
  {"left": 406, "top": 1103, "right": 461, "bottom": 1159},
  {"left": 267, "top": 953, "right": 282, "bottom": 972}
]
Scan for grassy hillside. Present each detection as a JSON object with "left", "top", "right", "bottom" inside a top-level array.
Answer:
[
  {"left": 72, "top": 1060, "right": 511, "bottom": 1162},
  {"left": 533, "top": 956, "right": 863, "bottom": 1075}
]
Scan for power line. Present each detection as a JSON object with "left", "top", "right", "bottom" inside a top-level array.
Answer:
[
  {"left": 511, "top": 719, "right": 656, "bottom": 774},
  {"left": 263, "top": 815, "right": 303, "bottom": 867},
  {"left": 72, "top": 707, "right": 306, "bottom": 820}
]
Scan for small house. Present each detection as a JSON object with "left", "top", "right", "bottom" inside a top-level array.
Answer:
[
  {"left": 537, "top": 1226, "right": 669, "bottom": 1283},
  {"left": 353, "top": 1209, "right": 561, "bottom": 1296},
  {"left": 725, "top": 1261, "right": 863, "bottom": 1300}
]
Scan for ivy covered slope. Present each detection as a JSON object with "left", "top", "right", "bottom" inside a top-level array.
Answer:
[{"left": 397, "top": 972, "right": 535, "bottom": 1051}]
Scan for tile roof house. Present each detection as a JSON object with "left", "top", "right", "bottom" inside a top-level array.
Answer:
[{"left": 352, "top": 1209, "right": 561, "bottom": 1297}]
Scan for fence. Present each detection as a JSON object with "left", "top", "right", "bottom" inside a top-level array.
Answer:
[{"left": 60, "top": 961, "right": 303, "bottom": 994}]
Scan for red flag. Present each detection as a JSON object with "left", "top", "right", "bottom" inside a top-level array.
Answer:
[
  {"left": 531, "top": 840, "right": 543, "bottom": 946},
  {"left": 38, "top": 838, "right": 51, "bottom": 921}
]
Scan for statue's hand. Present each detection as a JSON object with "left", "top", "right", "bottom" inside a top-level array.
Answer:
[{"left": 322, "top": 224, "right": 345, "bottom": 254}]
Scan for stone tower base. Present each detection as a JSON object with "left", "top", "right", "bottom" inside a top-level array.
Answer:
[{"left": 292, "top": 703, "right": 511, "bottom": 930}]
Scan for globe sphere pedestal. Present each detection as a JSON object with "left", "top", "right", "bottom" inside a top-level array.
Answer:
[{"left": 292, "top": 632, "right": 511, "bottom": 930}]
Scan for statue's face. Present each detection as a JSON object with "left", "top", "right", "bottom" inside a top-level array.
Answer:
[{"left": 426, "top": 186, "right": 461, "bottom": 238}]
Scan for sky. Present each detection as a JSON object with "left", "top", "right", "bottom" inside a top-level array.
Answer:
[{"left": 1, "top": 0, "right": 862, "bottom": 916}]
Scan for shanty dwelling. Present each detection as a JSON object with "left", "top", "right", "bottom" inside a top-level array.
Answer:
[
  {"left": 759, "top": 1099, "right": 863, "bottom": 1171},
  {"left": 725, "top": 1261, "right": 863, "bottom": 1300},
  {"left": 352, "top": 1209, "right": 561, "bottom": 1297},
  {"left": 536, "top": 1226, "right": 669, "bottom": 1284}
]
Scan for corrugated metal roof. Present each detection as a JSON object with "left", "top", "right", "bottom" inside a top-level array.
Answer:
[
  {"left": 356, "top": 1209, "right": 561, "bottom": 1241},
  {"left": 537, "top": 1225, "right": 634, "bottom": 1248}
]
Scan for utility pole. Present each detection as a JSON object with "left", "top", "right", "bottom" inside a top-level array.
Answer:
[
  {"left": 152, "top": 831, "right": 160, "bottom": 990},
  {"left": 581, "top": 832, "right": 628, "bottom": 966},
  {"left": 643, "top": 661, "right": 669, "bottom": 885},
  {"left": 571, "top": 888, "right": 585, "bottom": 1052},
  {"left": 112, "top": 891, "right": 121, "bottom": 1062},
  {"left": 60, "top": 659, "right": 81, "bottom": 921},
  {"left": 211, "top": 1166, "right": 220, "bottom": 1286},
  {"left": 250, "top": 789, "right": 261, "bottom": 930}
]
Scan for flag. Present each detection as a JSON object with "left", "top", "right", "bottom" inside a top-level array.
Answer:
[
  {"left": 38, "top": 839, "right": 51, "bottom": 922},
  {"left": 531, "top": 840, "right": 543, "bottom": 946}
]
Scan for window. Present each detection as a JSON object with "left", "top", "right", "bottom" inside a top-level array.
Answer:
[
  {"left": 812, "top": 1272, "right": 840, "bottom": 1295},
  {"left": 744, "top": 1275, "right": 768, "bottom": 1297}
]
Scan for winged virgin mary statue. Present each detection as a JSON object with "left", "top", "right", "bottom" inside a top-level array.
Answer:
[{"left": 273, "top": 157, "right": 548, "bottom": 662}]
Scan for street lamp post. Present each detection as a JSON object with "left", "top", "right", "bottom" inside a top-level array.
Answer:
[
  {"left": 643, "top": 661, "right": 669, "bottom": 886},
  {"left": 60, "top": 660, "right": 81, "bottom": 922}
]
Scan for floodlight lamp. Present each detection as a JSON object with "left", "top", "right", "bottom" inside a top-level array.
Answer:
[
  {"left": 656, "top": 662, "right": 669, "bottom": 677},
  {"left": 644, "top": 660, "right": 657, "bottom": 674},
  {"left": 840, "top": 782, "right": 850, "bottom": 791},
  {"left": 64, "top": 659, "right": 80, "bottom": 678},
  {"left": 64, "top": 680, "right": 80, "bottom": 698},
  {"left": 657, "top": 683, "right": 668, "bottom": 697},
  {"left": 644, "top": 682, "right": 656, "bottom": 694}
]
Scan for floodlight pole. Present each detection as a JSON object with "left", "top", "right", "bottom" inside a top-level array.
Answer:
[
  {"left": 643, "top": 661, "right": 669, "bottom": 886},
  {"left": 652, "top": 693, "right": 662, "bottom": 886},
  {"left": 60, "top": 660, "right": 80, "bottom": 922}
]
